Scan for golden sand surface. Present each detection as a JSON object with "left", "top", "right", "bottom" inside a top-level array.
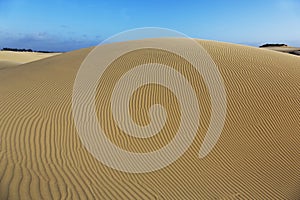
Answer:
[
  {"left": 0, "top": 51, "right": 60, "bottom": 69},
  {"left": 0, "top": 39, "right": 299, "bottom": 199}
]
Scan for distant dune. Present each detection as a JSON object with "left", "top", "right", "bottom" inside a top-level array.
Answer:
[
  {"left": 260, "top": 45, "right": 300, "bottom": 56},
  {"left": 0, "top": 51, "right": 60, "bottom": 69},
  {"left": 0, "top": 39, "right": 299, "bottom": 199}
]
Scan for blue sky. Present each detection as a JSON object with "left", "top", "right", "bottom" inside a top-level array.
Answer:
[{"left": 0, "top": 0, "right": 300, "bottom": 51}]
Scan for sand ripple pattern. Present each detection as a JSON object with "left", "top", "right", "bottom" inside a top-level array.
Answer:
[
  {"left": 0, "top": 38, "right": 299, "bottom": 199},
  {"left": 72, "top": 34, "right": 227, "bottom": 173}
]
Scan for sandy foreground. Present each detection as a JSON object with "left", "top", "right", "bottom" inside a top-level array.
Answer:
[{"left": 0, "top": 39, "right": 299, "bottom": 199}]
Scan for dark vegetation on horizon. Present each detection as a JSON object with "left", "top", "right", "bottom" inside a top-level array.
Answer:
[
  {"left": 259, "top": 44, "right": 287, "bottom": 48},
  {"left": 1, "top": 47, "right": 60, "bottom": 53}
]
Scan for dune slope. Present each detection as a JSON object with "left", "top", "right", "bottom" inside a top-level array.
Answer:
[
  {"left": 0, "top": 51, "right": 60, "bottom": 65},
  {"left": 0, "top": 61, "right": 20, "bottom": 70},
  {"left": 0, "top": 39, "right": 299, "bottom": 199},
  {"left": 260, "top": 46, "right": 300, "bottom": 56}
]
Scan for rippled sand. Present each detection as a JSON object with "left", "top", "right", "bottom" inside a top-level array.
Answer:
[{"left": 0, "top": 39, "right": 299, "bottom": 199}]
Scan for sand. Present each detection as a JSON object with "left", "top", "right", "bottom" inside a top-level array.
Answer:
[
  {"left": 0, "top": 51, "right": 60, "bottom": 69},
  {"left": 0, "top": 39, "right": 299, "bottom": 199},
  {"left": 0, "top": 61, "right": 20, "bottom": 70},
  {"left": 260, "top": 46, "right": 300, "bottom": 56}
]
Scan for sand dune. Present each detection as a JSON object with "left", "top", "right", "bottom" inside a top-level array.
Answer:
[
  {"left": 260, "top": 46, "right": 300, "bottom": 56},
  {"left": 0, "top": 61, "right": 20, "bottom": 70},
  {"left": 0, "top": 39, "right": 299, "bottom": 199},
  {"left": 0, "top": 51, "right": 60, "bottom": 65}
]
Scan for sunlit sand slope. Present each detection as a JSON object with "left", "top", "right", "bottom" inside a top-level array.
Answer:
[
  {"left": 0, "top": 51, "right": 60, "bottom": 65},
  {"left": 0, "top": 39, "right": 299, "bottom": 199}
]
